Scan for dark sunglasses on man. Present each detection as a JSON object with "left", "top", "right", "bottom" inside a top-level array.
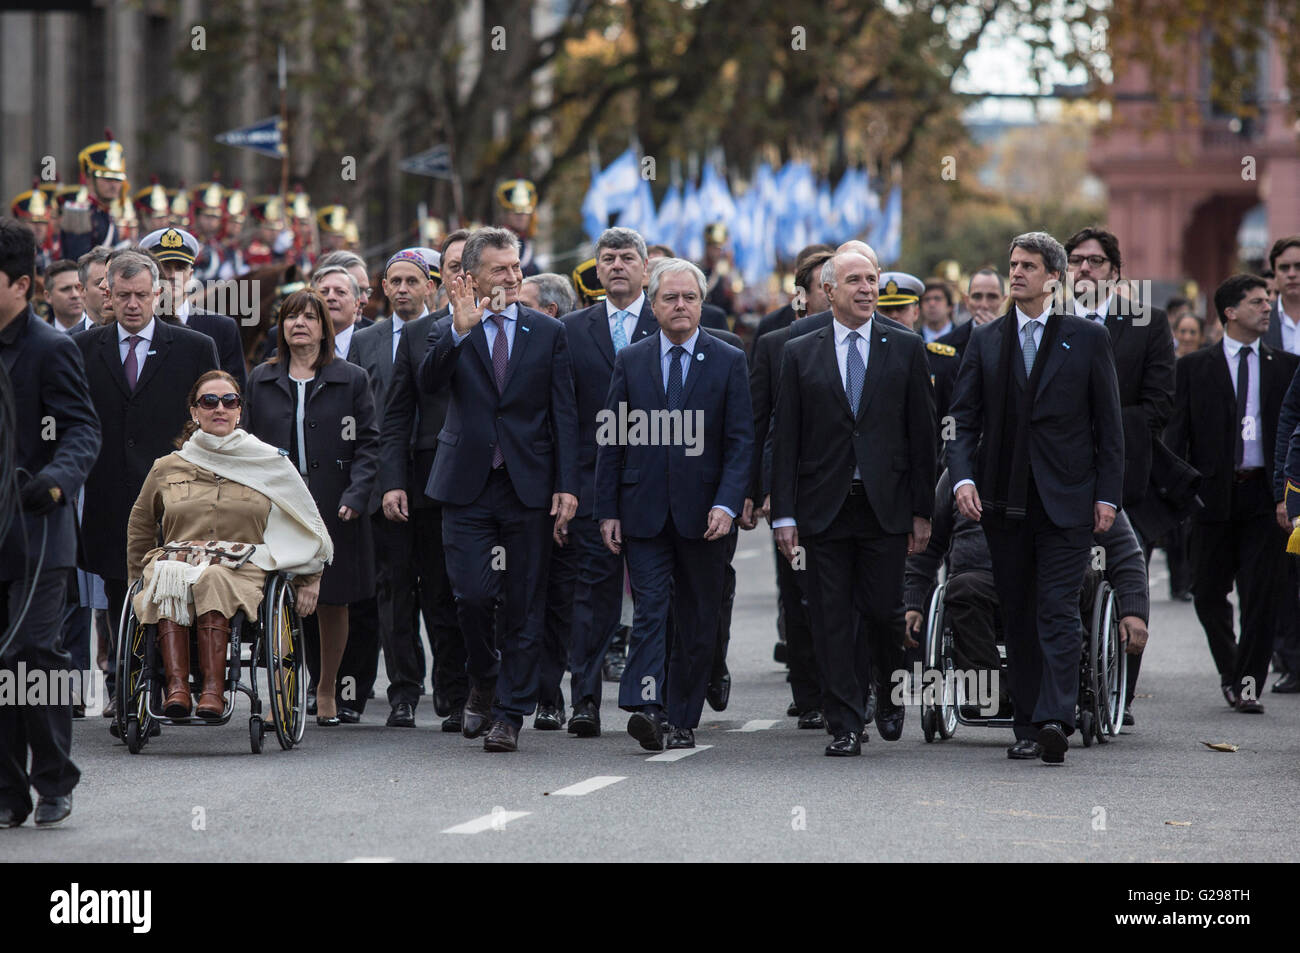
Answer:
[{"left": 196, "top": 393, "right": 242, "bottom": 410}]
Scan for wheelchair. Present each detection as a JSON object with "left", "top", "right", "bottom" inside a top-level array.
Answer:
[
  {"left": 115, "top": 572, "right": 306, "bottom": 754},
  {"left": 918, "top": 565, "right": 1127, "bottom": 746}
]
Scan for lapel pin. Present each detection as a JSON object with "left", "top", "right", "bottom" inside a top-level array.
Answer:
[
  {"left": 696, "top": 351, "right": 704, "bottom": 361},
  {"left": 521, "top": 325, "right": 530, "bottom": 332},
  {"left": 1062, "top": 342, "right": 1070, "bottom": 349},
  {"left": 147, "top": 350, "right": 157, "bottom": 355}
]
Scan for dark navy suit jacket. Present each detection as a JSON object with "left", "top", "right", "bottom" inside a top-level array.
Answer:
[{"left": 594, "top": 328, "right": 753, "bottom": 538}]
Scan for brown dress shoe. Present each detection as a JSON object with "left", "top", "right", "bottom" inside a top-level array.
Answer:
[
  {"left": 157, "top": 619, "right": 193, "bottom": 718},
  {"left": 195, "top": 610, "right": 230, "bottom": 719},
  {"left": 483, "top": 720, "right": 519, "bottom": 752}
]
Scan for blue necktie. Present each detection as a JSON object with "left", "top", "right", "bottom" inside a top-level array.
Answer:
[
  {"left": 667, "top": 345, "right": 684, "bottom": 410},
  {"left": 845, "top": 331, "right": 864, "bottom": 416},
  {"left": 611, "top": 310, "right": 630, "bottom": 351},
  {"left": 1022, "top": 319, "right": 1039, "bottom": 375}
]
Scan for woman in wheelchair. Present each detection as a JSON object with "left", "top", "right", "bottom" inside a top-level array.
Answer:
[{"left": 125, "top": 370, "right": 333, "bottom": 720}]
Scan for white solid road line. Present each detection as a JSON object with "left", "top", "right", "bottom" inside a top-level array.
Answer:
[
  {"left": 646, "top": 744, "right": 713, "bottom": 762},
  {"left": 442, "top": 810, "right": 532, "bottom": 834},
  {"left": 728, "top": 719, "right": 778, "bottom": 732},
  {"left": 549, "top": 775, "right": 626, "bottom": 796}
]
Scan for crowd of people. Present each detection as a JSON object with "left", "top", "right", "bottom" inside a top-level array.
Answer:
[{"left": 4, "top": 136, "right": 1300, "bottom": 827}]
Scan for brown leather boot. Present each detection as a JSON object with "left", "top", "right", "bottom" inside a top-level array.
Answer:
[
  {"left": 157, "top": 619, "right": 193, "bottom": 718},
  {"left": 195, "top": 610, "right": 230, "bottom": 719}
]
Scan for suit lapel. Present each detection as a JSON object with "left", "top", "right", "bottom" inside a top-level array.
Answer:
[
  {"left": 500, "top": 308, "right": 534, "bottom": 395},
  {"left": 857, "top": 322, "right": 888, "bottom": 419},
  {"left": 133, "top": 322, "right": 170, "bottom": 395},
  {"left": 590, "top": 308, "right": 616, "bottom": 369},
  {"left": 679, "top": 330, "right": 710, "bottom": 407},
  {"left": 1209, "top": 344, "right": 1235, "bottom": 418},
  {"left": 469, "top": 319, "right": 494, "bottom": 381},
  {"left": 633, "top": 301, "right": 657, "bottom": 343},
  {"left": 648, "top": 331, "right": 667, "bottom": 408},
  {"left": 818, "top": 328, "right": 854, "bottom": 420},
  {"left": 98, "top": 329, "right": 132, "bottom": 399},
  {"left": 1260, "top": 341, "right": 1285, "bottom": 422},
  {"left": 1034, "top": 314, "right": 1073, "bottom": 399}
]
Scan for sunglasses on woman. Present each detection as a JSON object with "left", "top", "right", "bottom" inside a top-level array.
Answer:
[{"left": 196, "top": 393, "right": 242, "bottom": 410}]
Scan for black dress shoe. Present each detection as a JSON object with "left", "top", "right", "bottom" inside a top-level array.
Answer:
[
  {"left": 0, "top": 806, "right": 24, "bottom": 828},
  {"left": 666, "top": 727, "right": 695, "bottom": 749},
  {"left": 786, "top": 702, "right": 800, "bottom": 717},
  {"left": 825, "top": 732, "right": 861, "bottom": 756},
  {"left": 1272, "top": 672, "right": 1300, "bottom": 693},
  {"left": 441, "top": 710, "right": 463, "bottom": 733},
  {"left": 706, "top": 670, "right": 731, "bottom": 712},
  {"left": 306, "top": 691, "right": 317, "bottom": 716},
  {"left": 875, "top": 703, "right": 904, "bottom": 741},
  {"left": 461, "top": 683, "right": 494, "bottom": 739},
  {"left": 797, "top": 709, "right": 825, "bottom": 730},
  {"left": 1007, "top": 738, "right": 1042, "bottom": 760},
  {"left": 1037, "top": 721, "right": 1068, "bottom": 764},
  {"left": 533, "top": 704, "right": 565, "bottom": 731},
  {"left": 773, "top": 640, "right": 788, "bottom": 664},
  {"left": 386, "top": 702, "right": 416, "bottom": 728},
  {"left": 863, "top": 686, "right": 878, "bottom": 726},
  {"left": 335, "top": 706, "right": 360, "bottom": 724},
  {"left": 483, "top": 720, "right": 519, "bottom": 752},
  {"left": 1221, "top": 684, "right": 1240, "bottom": 708},
  {"left": 569, "top": 699, "right": 601, "bottom": 737},
  {"left": 432, "top": 689, "right": 452, "bottom": 718},
  {"left": 1236, "top": 697, "right": 1264, "bottom": 714},
  {"left": 1122, "top": 706, "right": 1135, "bottom": 727},
  {"left": 316, "top": 714, "right": 340, "bottom": 727},
  {"left": 73, "top": 704, "right": 86, "bottom": 719},
  {"left": 1170, "top": 589, "right": 1193, "bottom": 602},
  {"left": 34, "top": 794, "right": 72, "bottom": 827},
  {"left": 626, "top": 710, "right": 666, "bottom": 751}
]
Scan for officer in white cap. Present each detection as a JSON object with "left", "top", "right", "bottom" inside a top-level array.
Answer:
[{"left": 139, "top": 226, "right": 247, "bottom": 388}]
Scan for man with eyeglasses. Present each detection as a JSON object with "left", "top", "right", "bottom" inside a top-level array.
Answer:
[{"left": 1064, "top": 227, "right": 1174, "bottom": 726}]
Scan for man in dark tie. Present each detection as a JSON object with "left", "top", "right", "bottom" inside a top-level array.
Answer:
[
  {"left": 770, "top": 251, "right": 936, "bottom": 756},
  {"left": 1064, "top": 227, "right": 1174, "bottom": 724},
  {"left": 379, "top": 231, "right": 467, "bottom": 731},
  {"left": 561, "top": 228, "right": 659, "bottom": 737},
  {"left": 1167, "top": 274, "right": 1298, "bottom": 713},
  {"left": 948, "top": 232, "right": 1123, "bottom": 764},
  {"left": 352, "top": 249, "right": 433, "bottom": 727},
  {"left": 418, "top": 227, "right": 578, "bottom": 752},
  {"left": 73, "top": 250, "right": 218, "bottom": 727},
  {"left": 596, "top": 258, "right": 753, "bottom": 751}
]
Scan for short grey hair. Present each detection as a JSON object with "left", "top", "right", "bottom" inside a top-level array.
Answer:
[
  {"left": 316, "top": 250, "right": 366, "bottom": 273},
  {"left": 523, "top": 273, "right": 578, "bottom": 316},
  {"left": 313, "top": 264, "right": 360, "bottom": 298},
  {"left": 595, "top": 227, "right": 647, "bottom": 262},
  {"left": 460, "top": 226, "right": 521, "bottom": 277},
  {"left": 1009, "top": 231, "right": 1067, "bottom": 277},
  {"left": 820, "top": 251, "right": 874, "bottom": 291},
  {"left": 647, "top": 257, "right": 707, "bottom": 302},
  {"left": 106, "top": 249, "right": 159, "bottom": 289},
  {"left": 77, "top": 247, "right": 112, "bottom": 287}
]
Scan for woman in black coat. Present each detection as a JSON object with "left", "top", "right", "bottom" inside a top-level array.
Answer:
[{"left": 243, "top": 289, "right": 380, "bottom": 725}]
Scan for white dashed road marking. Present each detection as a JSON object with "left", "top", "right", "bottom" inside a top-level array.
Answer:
[
  {"left": 550, "top": 776, "right": 626, "bottom": 796},
  {"left": 728, "top": 719, "right": 778, "bottom": 732},
  {"left": 646, "top": 744, "right": 713, "bottom": 762},
  {"left": 442, "top": 810, "right": 531, "bottom": 834}
]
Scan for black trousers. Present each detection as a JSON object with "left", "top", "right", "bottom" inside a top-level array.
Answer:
[
  {"left": 1190, "top": 472, "right": 1288, "bottom": 699},
  {"left": 944, "top": 569, "right": 1003, "bottom": 676},
  {"left": 982, "top": 484, "right": 1091, "bottom": 740},
  {"left": 538, "top": 534, "right": 579, "bottom": 710},
  {"left": 1274, "top": 558, "right": 1300, "bottom": 678},
  {"left": 800, "top": 491, "right": 908, "bottom": 738},
  {"left": 566, "top": 515, "right": 625, "bottom": 707},
  {"left": 441, "top": 468, "right": 552, "bottom": 729},
  {"left": 710, "top": 533, "right": 739, "bottom": 681},
  {"left": 372, "top": 506, "right": 463, "bottom": 709},
  {"left": 773, "top": 540, "right": 821, "bottom": 711},
  {"left": 0, "top": 571, "right": 80, "bottom": 820},
  {"left": 620, "top": 519, "right": 728, "bottom": 730},
  {"left": 104, "top": 576, "right": 129, "bottom": 697},
  {"left": 413, "top": 505, "right": 466, "bottom": 709}
]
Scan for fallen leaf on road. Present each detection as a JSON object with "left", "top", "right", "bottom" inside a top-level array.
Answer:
[
  {"left": 1200, "top": 741, "right": 1239, "bottom": 752},
  {"left": 1165, "top": 821, "right": 1192, "bottom": 827}
]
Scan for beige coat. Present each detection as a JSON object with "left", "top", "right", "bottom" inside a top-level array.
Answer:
[{"left": 127, "top": 453, "right": 320, "bottom": 624}]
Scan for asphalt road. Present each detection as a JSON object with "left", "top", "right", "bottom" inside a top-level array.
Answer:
[{"left": 5, "top": 527, "right": 1298, "bottom": 862}]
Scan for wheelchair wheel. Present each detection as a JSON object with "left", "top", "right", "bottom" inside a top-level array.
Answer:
[
  {"left": 249, "top": 716, "right": 264, "bottom": 754},
  {"left": 1091, "top": 582, "right": 1123, "bottom": 739},
  {"left": 1079, "top": 709, "right": 1094, "bottom": 747},
  {"left": 921, "top": 707, "right": 936, "bottom": 742},
  {"left": 263, "top": 575, "right": 306, "bottom": 750},
  {"left": 115, "top": 583, "right": 155, "bottom": 754},
  {"left": 920, "top": 586, "right": 944, "bottom": 741}
]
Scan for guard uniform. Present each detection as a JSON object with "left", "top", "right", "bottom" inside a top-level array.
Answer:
[
  {"left": 60, "top": 134, "right": 126, "bottom": 261},
  {"left": 496, "top": 179, "right": 540, "bottom": 277}
]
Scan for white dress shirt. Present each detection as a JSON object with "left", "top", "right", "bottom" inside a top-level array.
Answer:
[
  {"left": 922, "top": 321, "right": 952, "bottom": 343},
  {"left": 118, "top": 318, "right": 155, "bottom": 375},
  {"left": 771, "top": 317, "right": 872, "bottom": 528},
  {"left": 391, "top": 314, "right": 406, "bottom": 361},
  {"left": 1279, "top": 302, "right": 1299, "bottom": 356},
  {"left": 1073, "top": 295, "right": 1111, "bottom": 324},
  {"left": 607, "top": 293, "right": 645, "bottom": 345},
  {"left": 1223, "top": 335, "right": 1264, "bottom": 469},
  {"left": 176, "top": 299, "right": 191, "bottom": 325},
  {"left": 52, "top": 314, "right": 84, "bottom": 334},
  {"left": 334, "top": 321, "right": 356, "bottom": 360},
  {"left": 451, "top": 302, "right": 519, "bottom": 358}
]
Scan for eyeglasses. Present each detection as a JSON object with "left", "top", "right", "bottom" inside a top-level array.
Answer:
[
  {"left": 196, "top": 393, "right": 241, "bottom": 410},
  {"left": 1067, "top": 255, "right": 1110, "bottom": 268}
]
